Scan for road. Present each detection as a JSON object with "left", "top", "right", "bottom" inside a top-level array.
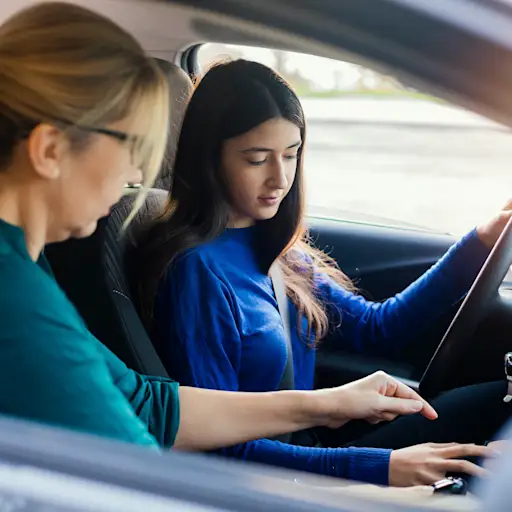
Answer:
[{"left": 301, "top": 98, "right": 512, "bottom": 235}]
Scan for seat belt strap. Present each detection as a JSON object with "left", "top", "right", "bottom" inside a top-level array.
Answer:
[
  {"left": 269, "top": 263, "right": 295, "bottom": 391},
  {"left": 268, "top": 263, "right": 295, "bottom": 444}
]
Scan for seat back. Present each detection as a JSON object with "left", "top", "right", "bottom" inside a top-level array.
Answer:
[
  {"left": 45, "top": 189, "right": 168, "bottom": 375},
  {"left": 45, "top": 59, "right": 192, "bottom": 375}
]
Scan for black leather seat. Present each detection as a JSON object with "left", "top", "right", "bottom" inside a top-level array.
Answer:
[{"left": 45, "top": 59, "right": 192, "bottom": 376}]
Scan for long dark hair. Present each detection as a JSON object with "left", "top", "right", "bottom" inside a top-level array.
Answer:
[{"left": 134, "top": 59, "right": 353, "bottom": 343}]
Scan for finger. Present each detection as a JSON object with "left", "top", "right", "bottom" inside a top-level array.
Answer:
[
  {"left": 427, "top": 442, "right": 459, "bottom": 449},
  {"left": 436, "top": 459, "right": 489, "bottom": 478},
  {"left": 497, "top": 210, "right": 512, "bottom": 225},
  {"left": 486, "top": 440, "right": 511, "bottom": 454},
  {"left": 368, "top": 412, "right": 397, "bottom": 424},
  {"left": 379, "top": 412, "right": 399, "bottom": 422},
  {"left": 377, "top": 395, "right": 426, "bottom": 416},
  {"left": 383, "top": 379, "right": 438, "bottom": 420},
  {"left": 420, "top": 471, "right": 446, "bottom": 486},
  {"left": 441, "top": 444, "right": 495, "bottom": 459},
  {"left": 401, "top": 486, "right": 434, "bottom": 496}
]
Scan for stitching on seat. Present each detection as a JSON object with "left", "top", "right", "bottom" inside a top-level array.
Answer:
[{"left": 112, "top": 289, "right": 131, "bottom": 302}]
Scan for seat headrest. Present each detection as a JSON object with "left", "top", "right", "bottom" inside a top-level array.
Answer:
[{"left": 153, "top": 58, "right": 193, "bottom": 191}]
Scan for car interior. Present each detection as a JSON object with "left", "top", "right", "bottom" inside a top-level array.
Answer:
[
  {"left": 3, "top": 1, "right": 512, "bottom": 506},
  {"left": 38, "top": 0, "right": 511, "bottom": 397}
]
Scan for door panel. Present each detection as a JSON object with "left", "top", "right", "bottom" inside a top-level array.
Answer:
[
  {"left": 309, "top": 218, "right": 456, "bottom": 300},
  {"left": 308, "top": 217, "right": 512, "bottom": 391}
]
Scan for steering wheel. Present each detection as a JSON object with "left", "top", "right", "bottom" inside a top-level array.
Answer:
[{"left": 419, "top": 217, "right": 512, "bottom": 400}]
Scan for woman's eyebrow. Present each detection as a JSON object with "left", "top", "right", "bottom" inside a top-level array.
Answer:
[{"left": 241, "top": 141, "right": 302, "bottom": 153}]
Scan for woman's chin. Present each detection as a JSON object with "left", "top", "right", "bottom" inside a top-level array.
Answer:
[
  {"left": 254, "top": 207, "right": 280, "bottom": 221},
  {"left": 72, "top": 221, "right": 98, "bottom": 239}
]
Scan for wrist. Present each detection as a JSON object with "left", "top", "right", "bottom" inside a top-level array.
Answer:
[
  {"left": 287, "top": 390, "right": 328, "bottom": 428},
  {"left": 299, "top": 387, "right": 352, "bottom": 429},
  {"left": 476, "top": 225, "right": 494, "bottom": 249}
]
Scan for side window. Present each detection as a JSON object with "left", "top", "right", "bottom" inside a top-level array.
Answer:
[{"left": 197, "top": 43, "right": 512, "bottom": 237}]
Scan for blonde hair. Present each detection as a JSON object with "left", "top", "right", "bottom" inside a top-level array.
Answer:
[{"left": 0, "top": 2, "right": 169, "bottom": 220}]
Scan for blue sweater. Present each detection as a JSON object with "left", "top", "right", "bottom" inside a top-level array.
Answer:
[{"left": 155, "top": 226, "right": 489, "bottom": 485}]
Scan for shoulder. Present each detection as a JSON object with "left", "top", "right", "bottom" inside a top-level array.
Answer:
[
  {"left": 167, "top": 244, "right": 226, "bottom": 284},
  {"left": 0, "top": 253, "right": 74, "bottom": 313},
  {"left": 174, "top": 244, "right": 218, "bottom": 269},
  {"left": 0, "top": 254, "right": 111, "bottom": 399},
  {"left": 156, "top": 245, "right": 239, "bottom": 327},
  {"left": 160, "top": 245, "right": 232, "bottom": 304},
  {"left": 0, "top": 253, "right": 90, "bottom": 345}
]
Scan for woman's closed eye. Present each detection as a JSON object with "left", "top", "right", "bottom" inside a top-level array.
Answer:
[
  {"left": 247, "top": 153, "right": 298, "bottom": 166},
  {"left": 248, "top": 158, "right": 267, "bottom": 166}
]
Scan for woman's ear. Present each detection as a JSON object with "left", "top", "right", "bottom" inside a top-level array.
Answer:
[{"left": 27, "top": 123, "right": 63, "bottom": 180}]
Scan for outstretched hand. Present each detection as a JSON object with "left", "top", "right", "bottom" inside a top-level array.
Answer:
[{"left": 315, "top": 371, "right": 437, "bottom": 429}]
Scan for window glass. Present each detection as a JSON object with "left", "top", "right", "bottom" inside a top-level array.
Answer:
[{"left": 197, "top": 43, "right": 512, "bottom": 236}]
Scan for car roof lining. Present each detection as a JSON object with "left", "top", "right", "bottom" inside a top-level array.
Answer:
[{"left": 2, "top": 0, "right": 512, "bottom": 128}]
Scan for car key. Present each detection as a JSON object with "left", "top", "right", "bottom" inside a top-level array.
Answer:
[
  {"left": 432, "top": 477, "right": 467, "bottom": 495},
  {"left": 503, "top": 352, "right": 512, "bottom": 403}
]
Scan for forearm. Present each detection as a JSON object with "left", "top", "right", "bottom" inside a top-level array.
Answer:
[
  {"left": 327, "top": 229, "right": 490, "bottom": 355},
  {"left": 219, "top": 438, "right": 391, "bottom": 485},
  {"left": 174, "top": 387, "right": 324, "bottom": 451}
]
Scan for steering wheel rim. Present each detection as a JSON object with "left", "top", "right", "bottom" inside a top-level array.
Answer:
[{"left": 419, "top": 217, "right": 512, "bottom": 400}]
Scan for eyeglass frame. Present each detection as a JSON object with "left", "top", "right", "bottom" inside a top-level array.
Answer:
[{"left": 17, "top": 119, "right": 144, "bottom": 171}]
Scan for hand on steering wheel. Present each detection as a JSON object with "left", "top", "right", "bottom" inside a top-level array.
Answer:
[
  {"left": 420, "top": 200, "right": 512, "bottom": 398},
  {"left": 477, "top": 198, "right": 512, "bottom": 249}
]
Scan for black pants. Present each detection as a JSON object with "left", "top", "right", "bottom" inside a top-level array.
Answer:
[{"left": 316, "top": 380, "right": 511, "bottom": 450}]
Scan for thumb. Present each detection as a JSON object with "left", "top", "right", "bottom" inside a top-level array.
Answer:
[{"left": 378, "top": 396, "right": 424, "bottom": 416}]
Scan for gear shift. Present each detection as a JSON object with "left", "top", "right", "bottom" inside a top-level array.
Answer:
[{"left": 503, "top": 352, "right": 512, "bottom": 403}]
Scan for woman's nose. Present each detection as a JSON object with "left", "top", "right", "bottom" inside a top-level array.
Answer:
[
  {"left": 269, "top": 160, "right": 287, "bottom": 189},
  {"left": 128, "top": 168, "right": 143, "bottom": 186}
]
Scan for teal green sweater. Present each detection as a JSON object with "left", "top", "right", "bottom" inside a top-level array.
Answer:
[{"left": 0, "top": 218, "right": 180, "bottom": 447}]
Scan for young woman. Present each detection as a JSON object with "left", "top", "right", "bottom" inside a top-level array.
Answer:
[
  {"left": 0, "top": 3, "right": 435, "bottom": 459},
  {"left": 134, "top": 59, "right": 509, "bottom": 486}
]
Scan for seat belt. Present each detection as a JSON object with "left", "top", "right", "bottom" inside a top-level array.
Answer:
[
  {"left": 269, "top": 263, "right": 321, "bottom": 448},
  {"left": 269, "top": 263, "right": 295, "bottom": 444},
  {"left": 269, "top": 263, "right": 295, "bottom": 391}
]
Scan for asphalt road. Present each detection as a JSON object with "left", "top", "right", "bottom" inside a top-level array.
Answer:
[{"left": 301, "top": 98, "right": 512, "bottom": 236}]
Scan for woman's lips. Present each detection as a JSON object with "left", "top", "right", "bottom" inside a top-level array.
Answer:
[{"left": 258, "top": 196, "right": 280, "bottom": 206}]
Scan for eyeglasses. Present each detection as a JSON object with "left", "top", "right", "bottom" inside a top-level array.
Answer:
[
  {"left": 19, "top": 119, "right": 140, "bottom": 147},
  {"left": 79, "top": 125, "right": 134, "bottom": 143},
  {"left": 18, "top": 119, "right": 141, "bottom": 165}
]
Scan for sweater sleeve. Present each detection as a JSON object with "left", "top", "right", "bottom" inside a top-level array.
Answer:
[
  {"left": 94, "top": 342, "right": 180, "bottom": 449},
  {"left": 157, "top": 251, "right": 392, "bottom": 485},
  {"left": 0, "top": 261, "right": 172, "bottom": 449},
  {"left": 318, "top": 229, "right": 490, "bottom": 355}
]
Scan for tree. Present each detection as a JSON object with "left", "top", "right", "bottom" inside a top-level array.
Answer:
[{"left": 272, "top": 50, "right": 288, "bottom": 75}]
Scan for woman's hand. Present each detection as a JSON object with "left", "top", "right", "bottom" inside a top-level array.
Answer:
[
  {"left": 477, "top": 198, "right": 512, "bottom": 248},
  {"left": 389, "top": 442, "right": 494, "bottom": 487},
  {"left": 313, "top": 371, "right": 437, "bottom": 429}
]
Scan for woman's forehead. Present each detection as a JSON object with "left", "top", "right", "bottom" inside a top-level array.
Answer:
[{"left": 230, "top": 118, "right": 301, "bottom": 149}]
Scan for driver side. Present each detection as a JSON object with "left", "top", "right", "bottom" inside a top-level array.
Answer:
[{"left": 49, "top": 55, "right": 508, "bottom": 485}]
